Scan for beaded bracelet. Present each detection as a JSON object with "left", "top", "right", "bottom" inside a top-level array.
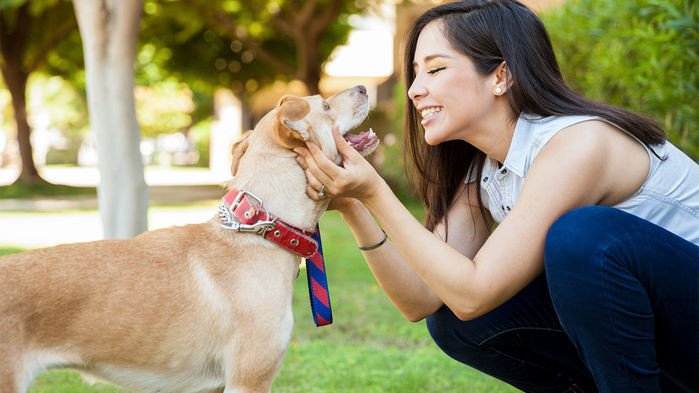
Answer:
[{"left": 358, "top": 230, "right": 388, "bottom": 251}]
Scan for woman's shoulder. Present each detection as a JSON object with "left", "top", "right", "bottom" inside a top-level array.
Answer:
[
  {"left": 507, "top": 113, "right": 609, "bottom": 174},
  {"left": 520, "top": 113, "right": 604, "bottom": 140}
]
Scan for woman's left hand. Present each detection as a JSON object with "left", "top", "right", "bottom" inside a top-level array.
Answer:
[{"left": 294, "top": 129, "right": 383, "bottom": 202}]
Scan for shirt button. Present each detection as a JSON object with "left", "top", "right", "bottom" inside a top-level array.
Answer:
[
  {"left": 506, "top": 206, "right": 511, "bottom": 211},
  {"left": 483, "top": 177, "right": 489, "bottom": 182},
  {"left": 502, "top": 168, "right": 508, "bottom": 174}
]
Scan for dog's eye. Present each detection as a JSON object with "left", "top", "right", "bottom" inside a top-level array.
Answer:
[{"left": 323, "top": 102, "right": 330, "bottom": 111}]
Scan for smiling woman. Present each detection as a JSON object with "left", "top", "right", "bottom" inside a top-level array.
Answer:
[{"left": 292, "top": 1, "right": 699, "bottom": 392}]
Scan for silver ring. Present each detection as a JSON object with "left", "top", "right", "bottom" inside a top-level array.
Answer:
[{"left": 318, "top": 185, "right": 327, "bottom": 199}]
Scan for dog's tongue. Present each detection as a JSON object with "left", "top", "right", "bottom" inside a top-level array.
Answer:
[{"left": 344, "top": 128, "right": 379, "bottom": 157}]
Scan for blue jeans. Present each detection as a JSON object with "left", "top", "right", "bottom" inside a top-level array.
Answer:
[{"left": 427, "top": 206, "right": 698, "bottom": 393}]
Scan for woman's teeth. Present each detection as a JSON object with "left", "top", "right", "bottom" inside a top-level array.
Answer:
[{"left": 421, "top": 107, "right": 443, "bottom": 118}]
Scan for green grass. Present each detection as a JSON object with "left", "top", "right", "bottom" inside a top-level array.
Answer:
[
  {"left": 1, "top": 209, "right": 518, "bottom": 393},
  {"left": 0, "top": 182, "right": 96, "bottom": 199}
]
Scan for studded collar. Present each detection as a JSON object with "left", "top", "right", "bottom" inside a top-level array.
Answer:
[{"left": 218, "top": 189, "right": 318, "bottom": 258}]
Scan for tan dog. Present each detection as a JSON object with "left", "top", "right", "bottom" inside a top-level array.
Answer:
[{"left": 0, "top": 85, "right": 378, "bottom": 393}]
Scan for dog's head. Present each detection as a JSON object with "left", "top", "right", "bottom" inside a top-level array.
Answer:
[
  {"left": 273, "top": 85, "right": 377, "bottom": 164},
  {"left": 230, "top": 85, "right": 379, "bottom": 176}
]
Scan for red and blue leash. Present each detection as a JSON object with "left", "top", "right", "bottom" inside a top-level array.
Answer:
[{"left": 306, "top": 225, "right": 332, "bottom": 326}]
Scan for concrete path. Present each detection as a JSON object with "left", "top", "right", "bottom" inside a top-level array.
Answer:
[{"left": 0, "top": 166, "right": 231, "bottom": 248}]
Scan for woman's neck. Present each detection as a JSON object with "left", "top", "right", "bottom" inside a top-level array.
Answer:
[{"left": 463, "top": 106, "right": 518, "bottom": 165}]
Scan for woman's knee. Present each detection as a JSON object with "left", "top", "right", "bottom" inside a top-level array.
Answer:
[{"left": 426, "top": 306, "right": 486, "bottom": 363}]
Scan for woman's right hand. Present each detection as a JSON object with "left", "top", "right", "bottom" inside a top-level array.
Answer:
[{"left": 294, "top": 129, "right": 385, "bottom": 203}]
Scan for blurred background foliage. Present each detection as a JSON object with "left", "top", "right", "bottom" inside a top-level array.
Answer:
[
  {"left": 0, "top": 0, "right": 696, "bottom": 189},
  {"left": 543, "top": 0, "right": 698, "bottom": 158}
]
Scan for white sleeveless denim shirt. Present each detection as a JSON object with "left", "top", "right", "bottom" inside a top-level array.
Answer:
[{"left": 472, "top": 113, "right": 699, "bottom": 246}]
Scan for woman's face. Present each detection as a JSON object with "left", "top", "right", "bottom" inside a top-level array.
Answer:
[{"left": 408, "top": 20, "right": 494, "bottom": 145}]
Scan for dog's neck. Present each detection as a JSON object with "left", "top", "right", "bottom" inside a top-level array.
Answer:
[{"left": 226, "top": 134, "right": 328, "bottom": 232}]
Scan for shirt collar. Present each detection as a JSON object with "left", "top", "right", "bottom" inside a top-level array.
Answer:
[{"left": 499, "top": 113, "right": 538, "bottom": 178}]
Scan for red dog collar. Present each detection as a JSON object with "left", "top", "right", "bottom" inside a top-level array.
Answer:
[{"left": 218, "top": 189, "right": 318, "bottom": 258}]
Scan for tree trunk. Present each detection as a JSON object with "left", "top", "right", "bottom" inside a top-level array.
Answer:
[
  {"left": 297, "top": 39, "right": 322, "bottom": 95},
  {"left": 2, "top": 65, "right": 44, "bottom": 184},
  {"left": 0, "top": 3, "right": 45, "bottom": 184},
  {"left": 73, "top": 0, "right": 148, "bottom": 239}
]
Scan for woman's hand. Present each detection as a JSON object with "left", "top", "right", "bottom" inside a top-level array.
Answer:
[{"left": 294, "top": 129, "right": 383, "bottom": 203}]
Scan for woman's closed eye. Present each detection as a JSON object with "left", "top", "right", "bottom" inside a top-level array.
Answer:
[{"left": 427, "top": 66, "right": 446, "bottom": 75}]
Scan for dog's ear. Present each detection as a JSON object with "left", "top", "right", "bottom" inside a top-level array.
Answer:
[
  {"left": 274, "top": 95, "right": 310, "bottom": 149},
  {"left": 230, "top": 131, "right": 251, "bottom": 176}
]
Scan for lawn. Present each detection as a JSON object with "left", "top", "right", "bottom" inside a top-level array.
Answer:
[
  {"left": 0, "top": 208, "right": 518, "bottom": 393},
  {"left": 0, "top": 182, "right": 96, "bottom": 199}
]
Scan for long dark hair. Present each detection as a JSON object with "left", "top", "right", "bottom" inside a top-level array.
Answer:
[{"left": 403, "top": 0, "right": 666, "bottom": 232}]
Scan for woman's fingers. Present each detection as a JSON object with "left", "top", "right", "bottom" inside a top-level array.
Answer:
[
  {"left": 294, "top": 145, "right": 336, "bottom": 201},
  {"left": 306, "top": 184, "right": 328, "bottom": 201},
  {"left": 294, "top": 130, "right": 379, "bottom": 200},
  {"left": 296, "top": 145, "right": 336, "bottom": 187},
  {"left": 332, "top": 128, "right": 361, "bottom": 162},
  {"left": 299, "top": 163, "right": 329, "bottom": 200},
  {"left": 304, "top": 142, "right": 345, "bottom": 180}
]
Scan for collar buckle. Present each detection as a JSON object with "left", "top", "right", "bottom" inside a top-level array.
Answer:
[{"left": 219, "top": 189, "right": 277, "bottom": 236}]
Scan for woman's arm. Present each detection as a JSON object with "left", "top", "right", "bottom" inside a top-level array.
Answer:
[
  {"left": 297, "top": 124, "right": 625, "bottom": 320},
  {"left": 336, "top": 181, "right": 490, "bottom": 321}
]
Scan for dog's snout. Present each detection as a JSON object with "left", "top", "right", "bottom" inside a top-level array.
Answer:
[{"left": 355, "top": 85, "right": 367, "bottom": 95}]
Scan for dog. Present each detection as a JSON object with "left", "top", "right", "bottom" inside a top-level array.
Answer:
[{"left": 0, "top": 85, "right": 378, "bottom": 393}]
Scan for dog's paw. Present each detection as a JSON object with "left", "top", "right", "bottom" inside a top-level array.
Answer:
[{"left": 345, "top": 128, "right": 380, "bottom": 157}]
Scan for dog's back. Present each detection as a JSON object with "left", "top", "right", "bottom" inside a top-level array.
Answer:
[{"left": 0, "top": 222, "right": 297, "bottom": 393}]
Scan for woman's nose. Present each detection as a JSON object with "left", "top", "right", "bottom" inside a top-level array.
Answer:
[{"left": 408, "top": 78, "right": 427, "bottom": 101}]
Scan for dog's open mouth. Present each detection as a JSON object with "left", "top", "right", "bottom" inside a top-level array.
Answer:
[{"left": 344, "top": 128, "right": 379, "bottom": 157}]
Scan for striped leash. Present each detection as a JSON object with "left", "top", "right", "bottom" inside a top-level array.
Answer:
[{"left": 306, "top": 225, "right": 332, "bottom": 326}]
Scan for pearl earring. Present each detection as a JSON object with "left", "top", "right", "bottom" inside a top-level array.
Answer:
[{"left": 495, "top": 87, "right": 503, "bottom": 95}]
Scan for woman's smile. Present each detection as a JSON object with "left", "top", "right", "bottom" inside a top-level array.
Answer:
[{"left": 420, "top": 106, "right": 443, "bottom": 126}]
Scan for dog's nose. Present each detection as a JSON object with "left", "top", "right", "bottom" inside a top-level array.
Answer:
[{"left": 356, "top": 85, "right": 367, "bottom": 95}]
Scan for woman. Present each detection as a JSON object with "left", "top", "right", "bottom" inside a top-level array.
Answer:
[{"left": 294, "top": 1, "right": 699, "bottom": 392}]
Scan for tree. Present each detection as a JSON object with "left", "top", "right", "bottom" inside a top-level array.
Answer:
[
  {"left": 73, "top": 0, "right": 147, "bottom": 238},
  {"left": 142, "top": 0, "right": 361, "bottom": 97},
  {"left": 0, "top": 0, "right": 78, "bottom": 184}
]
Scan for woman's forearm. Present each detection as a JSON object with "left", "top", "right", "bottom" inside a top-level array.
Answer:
[
  {"left": 362, "top": 179, "right": 483, "bottom": 320},
  {"left": 339, "top": 199, "right": 443, "bottom": 321}
]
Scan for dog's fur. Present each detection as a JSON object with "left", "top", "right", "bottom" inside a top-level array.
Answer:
[{"left": 0, "top": 86, "right": 369, "bottom": 393}]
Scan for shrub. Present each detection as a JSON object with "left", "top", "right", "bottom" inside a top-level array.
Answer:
[{"left": 543, "top": 0, "right": 698, "bottom": 158}]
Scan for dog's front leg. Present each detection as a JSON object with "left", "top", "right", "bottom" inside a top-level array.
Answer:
[
  {"left": 222, "top": 351, "right": 284, "bottom": 393},
  {"left": 0, "top": 360, "right": 21, "bottom": 393},
  {"left": 0, "top": 329, "right": 23, "bottom": 393},
  {"left": 222, "top": 315, "right": 292, "bottom": 393}
]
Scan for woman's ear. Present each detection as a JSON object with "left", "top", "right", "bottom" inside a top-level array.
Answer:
[
  {"left": 493, "top": 61, "right": 512, "bottom": 95},
  {"left": 275, "top": 95, "right": 310, "bottom": 148}
]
